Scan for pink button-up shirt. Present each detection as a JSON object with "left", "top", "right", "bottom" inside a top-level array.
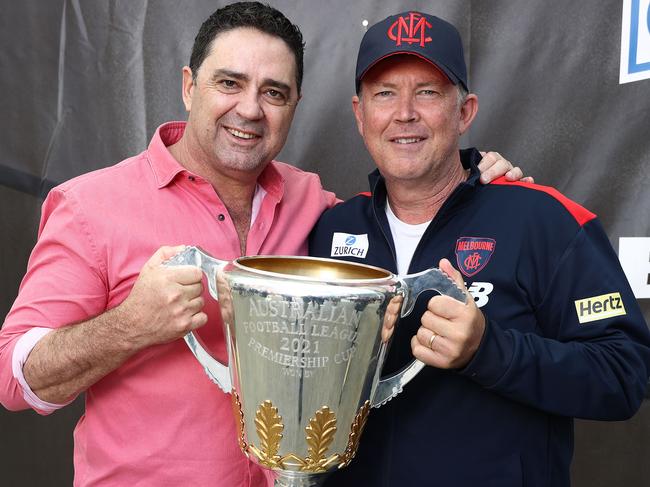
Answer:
[{"left": 0, "top": 122, "right": 338, "bottom": 486}]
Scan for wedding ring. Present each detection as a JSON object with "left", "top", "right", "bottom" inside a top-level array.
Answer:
[{"left": 427, "top": 332, "right": 438, "bottom": 350}]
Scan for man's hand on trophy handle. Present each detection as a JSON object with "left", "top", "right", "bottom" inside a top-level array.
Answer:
[
  {"left": 411, "top": 258, "right": 485, "bottom": 369},
  {"left": 119, "top": 246, "right": 208, "bottom": 351}
]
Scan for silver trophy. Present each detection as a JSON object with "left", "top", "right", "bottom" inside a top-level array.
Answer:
[{"left": 165, "top": 246, "right": 465, "bottom": 487}]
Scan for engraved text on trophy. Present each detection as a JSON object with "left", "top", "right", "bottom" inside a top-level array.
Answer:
[{"left": 242, "top": 297, "right": 362, "bottom": 378}]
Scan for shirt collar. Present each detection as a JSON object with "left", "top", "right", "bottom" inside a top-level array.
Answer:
[
  {"left": 146, "top": 120, "right": 286, "bottom": 201},
  {"left": 256, "top": 162, "right": 284, "bottom": 202},
  {"left": 147, "top": 121, "right": 188, "bottom": 189}
]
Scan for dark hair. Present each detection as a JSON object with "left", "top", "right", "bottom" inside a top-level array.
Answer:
[{"left": 189, "top": 2, "right": 305, "bottom": 93}]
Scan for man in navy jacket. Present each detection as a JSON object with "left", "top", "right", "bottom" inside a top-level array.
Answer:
[{"left": 310, "top": 11, "right": 650, "bottom": 487}]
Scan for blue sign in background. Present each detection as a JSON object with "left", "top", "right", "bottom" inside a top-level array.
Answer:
[{"left": 628, "top": 0, "right": 650, "bottom": 74}]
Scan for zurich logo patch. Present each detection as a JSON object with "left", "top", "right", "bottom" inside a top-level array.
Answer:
[
  {"left": 331, "top": 233, "right": 369, "bottom": 258},
  {"left": 455, "top": 237, "right": 496, "bottom": 277}
]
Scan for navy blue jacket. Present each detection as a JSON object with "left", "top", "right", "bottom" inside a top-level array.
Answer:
[{"left": 309, "top": 149, "right": 650, "bottom": 487}]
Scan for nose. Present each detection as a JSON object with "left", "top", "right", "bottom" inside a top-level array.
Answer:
[
  {"left": 236, "top": 88, "right": 264, "bottom": 121},
  {"left": 395, "top": 94, "right": 418, "bottom": 123}
]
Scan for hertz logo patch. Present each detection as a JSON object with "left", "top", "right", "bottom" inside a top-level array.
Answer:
[{"left": 574, "top": 293, "right": 626, "bottom": 324}]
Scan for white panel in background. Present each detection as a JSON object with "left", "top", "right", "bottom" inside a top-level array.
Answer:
[
  {"left": 619, "top": 237, "right": 650, "bottom": 298},
  {"left": 620, "top": 0, "right": 650, "bottom": 83}
]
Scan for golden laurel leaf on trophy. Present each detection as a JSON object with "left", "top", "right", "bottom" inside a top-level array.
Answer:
[
  {"left": 249, "top": 400, "right": 284, "bottom": 468},
  {"left": 339, "top": 400, "right": 371, "bottom": 468},
  {"left": 304, "top": 406, "right": 339, "bottom": 471},
  {"left": 231, "top": 392, "right": 248, "bottom": 453}
]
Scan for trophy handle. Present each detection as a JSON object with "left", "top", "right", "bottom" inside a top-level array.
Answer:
[
  {"left": 370, "top": 354, "right": 426, "bottom": 408},
  {"left": 370, "top": 267, "right": 466, "bottom": 408},
  {"left": 164, "top": 246, "right": 232, "bottom": 393},
  {"left": 399, "top": 266, "right": 466, "bottom": 317}
]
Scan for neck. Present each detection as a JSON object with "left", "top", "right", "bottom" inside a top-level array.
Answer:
[
  {"left": 168, "top": 134, "right": 261, "bottom": 255},
  {"left": 385, "top": 161, "right": 468, "bottom": 225}
]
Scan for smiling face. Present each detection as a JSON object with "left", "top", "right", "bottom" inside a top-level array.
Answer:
[
  {"left": 181, "top": 27, "right": 299, "bottom": 177},
  {"left": 353, "top": 55, "right": 477, "bottom": 187}
]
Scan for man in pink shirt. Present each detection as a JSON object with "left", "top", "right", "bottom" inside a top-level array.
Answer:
[{"left": 0, "top": 2, "right": 524, "bottom": 486}]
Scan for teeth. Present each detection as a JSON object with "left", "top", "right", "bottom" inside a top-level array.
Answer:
[
  {"left": 227, "top": 128, "right": 257, "bottom": 139},
  {"left": 394, "top": 138, "right": 422, "bottom": 144}
]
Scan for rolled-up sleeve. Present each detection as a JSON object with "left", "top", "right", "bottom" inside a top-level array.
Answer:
[{"left": 0, "top": 187, "right": 108, "bottom": 413}]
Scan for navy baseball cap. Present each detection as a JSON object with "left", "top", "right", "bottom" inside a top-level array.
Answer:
[{"left": 355, "top": 11, "right": 468, "bottom": 93}]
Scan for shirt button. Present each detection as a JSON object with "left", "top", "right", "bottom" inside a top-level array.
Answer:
[
  {"left": 217, "top": 214, "right": 225, "bottom": 221},
  {"left": 188, "top": 175, "right": 195, "bottom": 181}
]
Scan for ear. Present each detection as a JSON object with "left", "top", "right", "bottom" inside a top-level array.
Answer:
[
  {"left": 351, "top": 94, "right": 365, "bottom": 137},
  {"left": 181, "top": 66, "right": 195, "bottom": 112},
  {"left": 458, "top": 93, "right": 478, "bottom": 135},
  {"left": 293, "top": 92, "right": 302, "bottom": 108}
]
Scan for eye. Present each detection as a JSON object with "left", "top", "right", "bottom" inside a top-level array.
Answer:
[
  {"left": 266, "top": 89, "right": 284, "bottom": 99},
  {"left": 375, "top": 90, "right": 394, "bottom": 98},
  {"left": 418, "top": 89, "right": 438, "bottom": 96},
  {"left": 263, "top": 88, "right": 289, "bottom": 106},
  {"left": 219, "top": 79, "right": 239, "bottom": 90}
]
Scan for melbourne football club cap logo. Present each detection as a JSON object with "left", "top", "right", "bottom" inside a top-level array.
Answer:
[
  {"left": 455, "top": 237, "right": 496, "bottom": 277},
  {"left": 620, "top": 0, "right": 650, "bottom": 83},
  {"left": 387, "top": 12, "right": 433, "bottom": 47},
  {"left": 355, "top": 11, "right": 468, "bottom": 93}
]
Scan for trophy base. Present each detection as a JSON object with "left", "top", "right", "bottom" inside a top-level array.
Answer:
[{"left": 274, "top": 471, "right": 329, "bottom": 487}]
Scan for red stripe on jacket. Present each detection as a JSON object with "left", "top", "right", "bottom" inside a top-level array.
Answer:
[{"left": 490, "top": 176, "right": 596, "bottom": 226}]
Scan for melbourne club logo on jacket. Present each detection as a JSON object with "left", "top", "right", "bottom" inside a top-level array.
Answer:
[{"left": 455, "top": 237, "right": 496, "bottom": 277}]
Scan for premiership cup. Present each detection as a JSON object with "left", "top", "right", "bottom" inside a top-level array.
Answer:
[{"left": 166, "top": 246, "right": 465, "bottom": 487}]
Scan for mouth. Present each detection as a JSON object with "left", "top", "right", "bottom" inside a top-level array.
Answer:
[
  {"left": 224, "top": 126, "right": 260, "bottom": 140},
  {"left": 390, "top": 136, "right": 426, "bottom": 145}
]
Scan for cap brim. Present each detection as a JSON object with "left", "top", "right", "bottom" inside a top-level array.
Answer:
[{"left": 356, "top": 51, "right": 463, "bottom": 93}]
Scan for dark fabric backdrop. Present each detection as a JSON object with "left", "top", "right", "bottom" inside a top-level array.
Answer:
[{"left": 1, "top": 1, "right": 649, "bottom": 485}]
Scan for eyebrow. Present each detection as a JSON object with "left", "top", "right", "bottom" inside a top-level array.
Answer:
[
  {"left": 371, "top": 81, "right": 399, "bottom": 89},
  {"left": 210, "top": 68, "right": 248, "bottom": 83},
  {"left": 210, "top": 69, "right": 292, "bottom": 94},
  {"left": 262, "top": 78, "right": 292, "bottom": 94},
  {"left": 370, "top": 80, "right": 441, "bottom": 89},
  {"left": 414, "top": 80, "right": 442, "bottom": 89}
]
